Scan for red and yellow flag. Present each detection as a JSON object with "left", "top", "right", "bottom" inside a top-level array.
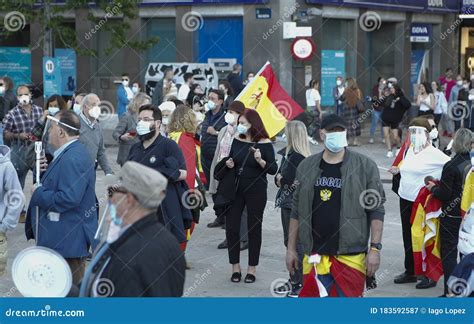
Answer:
[
  {"left": 461, "top": 170, "right": 473, "bottom": 217},
  {"left": 236, "top": 62, "right": 304, "bottom": 138},
  {"left": 410, "top": 186, "right": 443, "bottom": 282},
  {"left": 392, "top": 133, "right": 410, "bottom": 167}
]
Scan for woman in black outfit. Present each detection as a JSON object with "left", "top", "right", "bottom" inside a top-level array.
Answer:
[
  {"left": 426, "top": 128, "right": 472, "bottom": 296},
  {"left": 225, "top": 109, "right": 277, "bottom": 283}
]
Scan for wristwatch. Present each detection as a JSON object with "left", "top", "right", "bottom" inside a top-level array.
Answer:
[{"left": 370, "top": 242, "right": 382, "bottom": 251}]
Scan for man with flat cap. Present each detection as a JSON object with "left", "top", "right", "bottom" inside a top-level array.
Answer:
[{"left": 79, "top": 161, "right": 186, "bottom": 297}]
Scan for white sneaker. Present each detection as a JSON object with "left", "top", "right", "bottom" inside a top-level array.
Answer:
[
  {"left": 369, "top": 138, "right": 374, "bottom": 144},
  {"left": 386, "top": 151, "right": 394, "bottom": 158},
  {"left": 308, "top": 136, "right": 318, "bottom": 145}
]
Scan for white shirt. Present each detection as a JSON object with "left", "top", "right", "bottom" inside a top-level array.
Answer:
[
  {"left": 434, "top": 91, "right": 447, "bottom": 114},
  {"left": 177, "top": 83, "right": 191, "bottom": 102},
  {"left": 419, "top": 94, "right": 433, "bottom": 112},
  {"left": 398, "top": 145, "right": 450, "bottom": 201},
  {"left": 305, "top": 89, "right": 321, "bottom": 107}
]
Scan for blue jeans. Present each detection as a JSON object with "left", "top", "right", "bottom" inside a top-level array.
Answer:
[
  {"left": 370, "top": 110, "right": 383, "bottom": 139},
  {"left": 318, "top": 273, "right": 345, "bottom": 297}
]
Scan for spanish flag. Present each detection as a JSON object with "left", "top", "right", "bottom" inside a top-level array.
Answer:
[
  {"left": 410, "top": 186, "right": 443, "bottom": 282},
  {"left": 461, "top": 170, "right": 473, "bottom": 217},
  {"left": 236, "top": 62, "right": 304, "bottom": 138},
  {"left": 392, "top": 132, "right": 410, "bottom": 167},
  {"left": 299, "top": 253, "right": 366, "bottom": 297}
]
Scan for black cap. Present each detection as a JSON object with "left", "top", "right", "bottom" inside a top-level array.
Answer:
[{"left": 321, "top": 114, "right": 347, "bottom": 130}]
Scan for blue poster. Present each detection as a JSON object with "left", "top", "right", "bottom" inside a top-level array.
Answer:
[
  {"left": 43, "top": 57, "right": 62, "bottom": 98},
  {"left": 0, "top": 47, "right": 31, "bottom": 90},
  {"left": 410, "top": 49, "right": 425, "bottom": 97},
  {"left": 321, "top": 50, "right": 345, "bottom": 107},
  {"left": 55, "top": 48, "right": 76, "bottom": 96}
]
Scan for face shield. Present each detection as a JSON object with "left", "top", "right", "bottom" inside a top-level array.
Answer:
[{"left": 409, "top": 126, "right": 428, "bottom": 153}]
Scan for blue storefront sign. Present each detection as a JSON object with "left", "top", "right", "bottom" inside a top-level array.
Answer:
[
  {"left": 0, "top": 47, "right": 31, "bottom": 91},
  {"left": 410, "top": 23, "right": 431, "bottom": 43},
  {"left": 55, "top": 48, "right": 77, "bottom": 96},
  {"left": 461, "top": 0, "right": 474, "bottom": 14},
  {"left": 256, "top": 8, "right": 271, "bottom": 19},
  {"left": 306, "top": 0, "right": 459, "bottom": 13},
  {"left": 321, "top": 50, "right": 345, "bottom": 107},
  {"left": 43, "top": 57, "right": 62, "bottom": 98}
]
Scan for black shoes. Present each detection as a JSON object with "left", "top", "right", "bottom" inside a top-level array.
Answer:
[
  {"left": 416, "top": 277, "right": 437, "bottom": 289},
  {"left": 394, "top": 272, "right": 418, "bottom": 284},
  {"left": 231, "top": 272, "right": 242, "bottom": 283},
  {"left": 244, "top": 273, "right": 256, "bottom": 283},
  {"left": 207, "top": 219, "right": 224, "bottom": 228},
  {"left": 287, "top": 283, "right": 303, "bottom": 298},
  {"left": 217, "top": 239, "right": 228, "bottom": 249}
]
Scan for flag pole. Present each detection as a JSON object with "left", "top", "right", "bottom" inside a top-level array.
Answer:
[{"left": 235, "top": 61, "right": 270, "bottom": 100}]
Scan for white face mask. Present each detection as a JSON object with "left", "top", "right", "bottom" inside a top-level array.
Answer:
[
  {"left": 136, "top": 120, "right": 152, "bottom": 135},
  {"left": 429, "top": 128, "right": 438, "bottom": 140},
  {"left": 73, "top": 103, "right": 81, "bottom": 115},
  {"left": 457, "top": 80, "right": 463, "bottom": 87},
  {"left": 48, "top": 107, "right": 60, "bottom": 116},
  {"left": 194, "top": 111, "right": 204, "bottom": 123},
  {"left": 122, "top": 80, "right": 129, "bottom": 87},
  {"left": 0, "top": 86, "right": 5, "bottom": 95},
  {"left": 18, "top": 94, "right": 30, "bottom": 106},
  {"left": 88, "top": 105, "right": 101, "bottom": 119},
  {"left": 162, "top": 117, "right": 169, "bottom": 126},
  {"left": 224, "top": 112, "right": 235, "bottom": 125},
  {"left": 132, "top": 86, "right": 139, "bottom": 94},
  {"left": 336, "top": 80, "right": 342, "bottom": 86}
]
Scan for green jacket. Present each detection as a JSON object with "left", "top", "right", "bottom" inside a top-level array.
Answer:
[{"left": 291, "top": 149, "right": 385, "bottom": 256}]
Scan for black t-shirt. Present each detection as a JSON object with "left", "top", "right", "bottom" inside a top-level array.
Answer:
[{"left": 311, "top": 159, "right": 343, "bottom": 255}]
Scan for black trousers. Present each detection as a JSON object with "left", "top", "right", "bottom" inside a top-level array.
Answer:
[
  {"left": 399, "top": 198, "right": 414, "bottom": 275},
  {"left": 201, "top": 150, "right": 213, "bottom": 190},
  {"left": 439, "top": 216, "right": 462, "bottom": 295},
  {"left": 226, "top": 178, "right": 267, "bottom": 266}
]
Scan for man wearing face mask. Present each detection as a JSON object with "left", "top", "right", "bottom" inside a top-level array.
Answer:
[
  {"left": 332, "top": 76, "right": 345, "bottom": 117},
  {"left": 127, "top": 104, "right": 191, "bottom": 249},
  {"left": 26, "top": 110, "right": 97, "bottom": 286},
  {"left": 116, "top": 73, "right": 133, "bottom": 118},
  {"left": 71, "top": 92, "right": 86, "bottom": 115},
  {"left": 287, "top": 114, "right": 385, "bottom": 297},
  {"left": 77, "top": 161, "right": 186, "bottom": 297},
  {"left": 3, "top": 85, "right": 43, "bottom": 188},
  {"left": 78, "top": 93, "right": 113, "bottom": 176},
  {"left": 201, "top": 89, "right": 227, "bottom": 188}
]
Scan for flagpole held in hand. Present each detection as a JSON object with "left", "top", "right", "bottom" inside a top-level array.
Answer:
[{"left": 34, "top": 141, "right": 43, "bottom": 246}]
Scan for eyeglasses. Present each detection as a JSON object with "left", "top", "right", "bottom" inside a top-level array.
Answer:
[
  {"left": 138, "top": 118, "right": 155, "bottom": 122},
  {"left": 46, "top": 115, "right": 79, "bottom": 132}
]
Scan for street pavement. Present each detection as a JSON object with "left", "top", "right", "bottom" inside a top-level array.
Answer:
[{"left": 0, "top": 126, "right": 445, "bottom": 298}]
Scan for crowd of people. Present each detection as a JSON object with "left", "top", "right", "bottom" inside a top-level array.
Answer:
[{"left": 0, "top": 63, "right": 473, "bottom": 298}]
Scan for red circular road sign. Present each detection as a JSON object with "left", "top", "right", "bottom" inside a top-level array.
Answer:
[{"left": 291, "top": 37, "right": 315, "bottom": 61}]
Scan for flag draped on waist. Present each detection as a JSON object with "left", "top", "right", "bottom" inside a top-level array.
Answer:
[
  {"left": 299, "top": 253, "right": 366, "bottom": 297},
  {"left": 236, "top": 62, "right": 304, "bottom": 138},
  {"left": 410, "top": 186, "right": 443, "bottom": 282},
  {"left": 461, "top": 170, "right": 473, "bottom": 217}
]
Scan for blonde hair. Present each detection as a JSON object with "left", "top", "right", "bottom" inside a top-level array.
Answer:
[
  {"left": 128, "top": 92, "right": 151, "bottom": 114},
  {"left": 168, "top": 104, "right": 198, "bottom": 134},
  {"left": 285, "top": 120, "right": 311, "bottom": 157}
]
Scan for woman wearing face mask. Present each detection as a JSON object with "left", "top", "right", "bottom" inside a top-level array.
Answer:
[
  {"left": 425, "top": 128, "right": 472, "bottom": 296},
  {"left": 219, "top": 80, "right": 235, "bottom": 110},
  {"left": 273, "top": 120, "right": 310, "bottom": 297},
  {"left": 208, "top": 101, "right": 249, "bottom": 251},
  {"left": 381, "top": 84, "right": 411, "bottom": 158},
  {"left": 417, "top": 82, "right": 436, "bottom": 116},
  {"left": 389, "top": 117, "right": 450, "bottom": 289},
  {"left": 333, "top": 76, "right": 345, "bottom": 117},
  {"left": 219, "top": 109, "right": 277, "bottom": 283},
  {"left": 131, "top": 82, "right": 140, "bottom": 96},
  {"left": 71, "top": 92, "right": 86, "bottom": 115},
  {"left": 168, "top": 105, "right": 207, "bottom": 253},
  {"left": 31, "top": 94, "right": 67, "bottom": 162},
  {"left": 341, "top": 77, "right": 364, "bottom": 146},
  {"left": 431, "top": 81, "right": 447, "bottom": 126},
  {"left": 158, "top": 101, "right": 176, "bottom": 137},
  {"left": 113, "top": 93, "right": 151, "bottom": 166}
]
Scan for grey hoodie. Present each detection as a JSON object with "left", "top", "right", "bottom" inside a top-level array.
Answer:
[{"left": 0, "top": 145, "right": 24, "bottom": 233}]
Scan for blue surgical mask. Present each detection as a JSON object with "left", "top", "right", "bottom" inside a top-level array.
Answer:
[
  {"left": 324, "top": 131, "right": 348, "bottom": 153},
  {"left": 73, "top": 103, "right": 81, "bottom": 115},
  {"left": 237, "top": 124, "right": 248, "bottom": 135},
  {"left": 48, "top": 107, "right": 60, "bottom": 116},
  {"left": 206, "top": 100, "right": 216, "bottom": 111}
]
